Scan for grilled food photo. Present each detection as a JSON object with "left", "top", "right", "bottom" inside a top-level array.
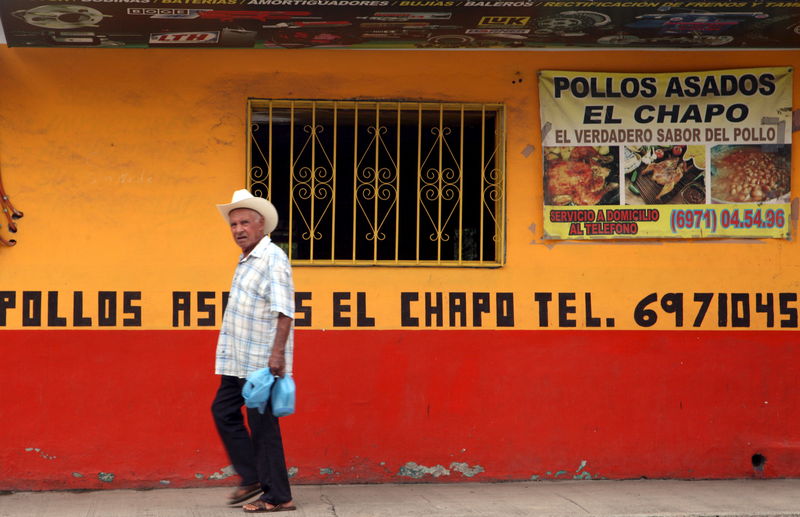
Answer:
[
  {"left": 625, "top": 145, "right": 705, "bottom": 205},
  {"left": 641, "top": 157, "right": 688, "bottom": 199},
  {"left": 544, "top": 146, "right": 619, "bottom": 206}
]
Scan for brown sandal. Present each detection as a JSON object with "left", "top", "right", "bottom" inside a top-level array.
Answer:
[
  {"left": 228, "top": 484, "right": 262, "bottom": 505},
  {"left": 242, "top": 500, "right": 297, "bottom": 513}
]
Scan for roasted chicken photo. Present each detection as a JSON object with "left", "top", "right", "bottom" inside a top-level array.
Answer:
[
  {"left": 625, "top": 145, "right": 704, "bottom": 205},
  {"left": 641, "top": 157, "right": 687, "bottom": 199},
  {"left": 544, "top": 146, "right": 619, "bottom": 206}
]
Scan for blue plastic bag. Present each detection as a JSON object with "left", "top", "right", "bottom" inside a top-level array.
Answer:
[
  {"left": 271, "top": 375, "right": 296, "bottom": 417},
  {"left": 242, "top": 368, "right": 275, "bottom": 415}
]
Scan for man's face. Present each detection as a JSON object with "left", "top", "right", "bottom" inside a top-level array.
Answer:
[{"left": 229, "top": 208, "right": 265, "bottom": 254}]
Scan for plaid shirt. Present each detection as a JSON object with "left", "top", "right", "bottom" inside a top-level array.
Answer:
[{"left": 215, "top": 236, "right": 294, "bottom": 378}]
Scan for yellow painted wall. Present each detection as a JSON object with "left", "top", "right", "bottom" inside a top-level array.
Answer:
[{"left": 0, "top": 48, "right": 798, "bottom": 330}]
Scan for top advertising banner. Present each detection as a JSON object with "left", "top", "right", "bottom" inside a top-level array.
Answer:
[
  {"left": 1, "top": 1, "right": 799, "bottom": 49},
  {"left": 538, "top": 67, "right": 793, "bottom": 240}
]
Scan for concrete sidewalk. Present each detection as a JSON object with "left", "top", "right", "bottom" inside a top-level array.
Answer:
[{"left": 2, "top": 479, "right": 800, "bottom": 517}]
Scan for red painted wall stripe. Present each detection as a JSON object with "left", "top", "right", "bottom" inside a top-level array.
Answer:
[{"left": 2, "top": 330, "right": 798, "bottom": 490}]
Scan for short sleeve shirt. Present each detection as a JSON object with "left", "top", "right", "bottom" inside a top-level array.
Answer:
[{"left": 215, "top": 236, "right": 294, "bottom": 378}]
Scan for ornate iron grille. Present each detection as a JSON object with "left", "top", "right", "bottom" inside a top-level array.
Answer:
[{"left": 248, "top": 100, "right": 505, "bottom": 266}]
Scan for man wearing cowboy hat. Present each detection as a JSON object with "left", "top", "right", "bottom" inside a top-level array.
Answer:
[{"left": 211, "top": 189, "right": 296, "bottom": 513}]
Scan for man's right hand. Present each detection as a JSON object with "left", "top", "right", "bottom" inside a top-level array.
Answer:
[{"left": 268, "top": 351, "right": 286, "bottom": 377}]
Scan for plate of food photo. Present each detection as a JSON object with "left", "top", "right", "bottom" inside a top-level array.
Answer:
[{"left": 710, "top": 144, "right": 790, "bottom": 204}]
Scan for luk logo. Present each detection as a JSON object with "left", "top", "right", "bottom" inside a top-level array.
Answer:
[
  {"left": 478, "top": 16, "right": 529, "bottom": 26},
  {"left": 150, "top": 31, "right": 219, "bottom": 44}
]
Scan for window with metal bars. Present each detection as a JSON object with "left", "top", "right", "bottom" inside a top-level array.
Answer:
[{"left": 248, "top": 100, "right": 505, "bottom": 266}]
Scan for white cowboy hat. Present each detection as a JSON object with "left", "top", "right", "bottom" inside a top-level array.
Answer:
[{"left": 216, "top": 189, "right": 279, "bottom": 235}]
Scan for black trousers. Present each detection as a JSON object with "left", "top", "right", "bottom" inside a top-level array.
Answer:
[{"left": 211, "top": 375, "right": 292, "bottom": 505}]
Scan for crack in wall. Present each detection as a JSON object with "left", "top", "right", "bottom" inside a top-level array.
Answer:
[
  {"left": 398, "top": 461, "right": 485, "bottom": 479},
  {"left": 24, "top": 448, "right": 56, "bottom": 460},
  {"left": 209, "top": 465, "right": 235, "bottom": 480},
  {"left": 450, "top": 462, "right": 485, "bottom": 478}
]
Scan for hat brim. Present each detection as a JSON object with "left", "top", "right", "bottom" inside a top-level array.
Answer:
[{"left": 217, "top": 197, "right": 279, "bottom": 235}]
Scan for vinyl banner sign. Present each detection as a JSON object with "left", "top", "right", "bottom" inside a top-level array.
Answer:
[{"left": 539, "top": 67, "right": 793, "bottom": 240}]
